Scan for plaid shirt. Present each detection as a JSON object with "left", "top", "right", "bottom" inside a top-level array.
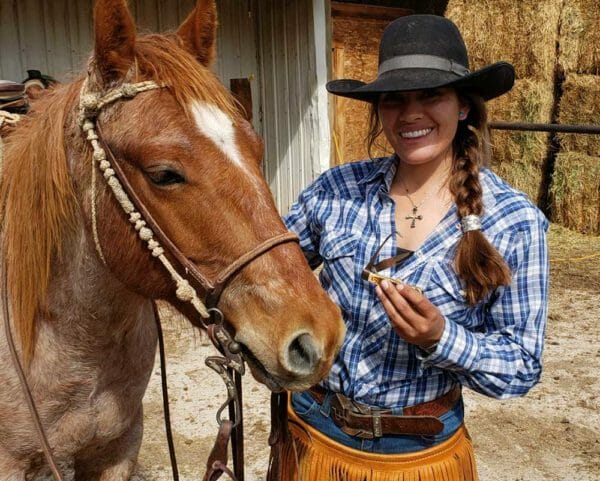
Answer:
[{"left": 284, "top": 156, "right": 549, "bottom": 409}]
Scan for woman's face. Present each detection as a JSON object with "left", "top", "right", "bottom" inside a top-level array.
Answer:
[{"left": 378, "top": 87, "right": 469, "bottom": 167}]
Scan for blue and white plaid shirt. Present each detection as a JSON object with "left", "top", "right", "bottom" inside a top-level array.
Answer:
[{"left": 284, "top": 156, "right": 549, "bottom": 409}]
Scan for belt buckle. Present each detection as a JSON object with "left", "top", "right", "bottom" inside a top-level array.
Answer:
[{"left": 333, "top": 393, "right": 382, "bottom": 440}]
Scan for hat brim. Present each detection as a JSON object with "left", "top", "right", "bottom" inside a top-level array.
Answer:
[{"left": 326, "top": 61, "right": 515, "bottom": 102}]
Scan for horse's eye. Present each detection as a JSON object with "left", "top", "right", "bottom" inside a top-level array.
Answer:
[{"left": 146, "top": 168, "right": 186, "bottom": 186}]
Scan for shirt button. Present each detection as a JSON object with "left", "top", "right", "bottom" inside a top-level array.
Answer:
[{"left": 415, "top": 251, "right": 423, "bottom": 259}]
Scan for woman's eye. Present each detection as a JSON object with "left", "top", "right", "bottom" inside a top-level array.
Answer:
[
  {"left": 146, "top": 169, "right": 186, "bottom": 186},
  {"left": 422, "top": 89, "right": 442, "bottom": 99}
]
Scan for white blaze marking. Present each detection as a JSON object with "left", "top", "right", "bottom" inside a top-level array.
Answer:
[
  {"left": 190, "top": 100, "right": 267, "bottom": 203},
  {"left": 191, "top": 101, "right": 240, "bottom": 162}
]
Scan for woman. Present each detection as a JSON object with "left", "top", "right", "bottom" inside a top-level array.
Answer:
[{"left": 280, "top": 14, "right": 549, "bottom": 481}]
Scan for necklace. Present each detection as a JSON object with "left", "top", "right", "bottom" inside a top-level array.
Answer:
[{"left": 398, "top": 177, "right": 441, "bottom": 228}]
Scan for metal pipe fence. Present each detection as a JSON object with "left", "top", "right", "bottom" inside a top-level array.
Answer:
[{"left": 489, "top": 121, "right": 600, "bottom": 134}]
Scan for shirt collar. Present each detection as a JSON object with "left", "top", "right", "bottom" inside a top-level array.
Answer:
[{"left": 357, "top": 155, "right": 398, "bottom": 192}]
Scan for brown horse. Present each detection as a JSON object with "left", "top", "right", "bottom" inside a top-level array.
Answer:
[{"left": 0, "top": 0, "right": 344, "bottom": 479}]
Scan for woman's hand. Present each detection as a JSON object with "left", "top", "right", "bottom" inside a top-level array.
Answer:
[{"left": 375, "top": 280, "right": 445, "bottom": 349}]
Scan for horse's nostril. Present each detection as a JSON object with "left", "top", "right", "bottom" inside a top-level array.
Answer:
[{"left": 286, "top": 333, "right": 321, "bottom": 374}]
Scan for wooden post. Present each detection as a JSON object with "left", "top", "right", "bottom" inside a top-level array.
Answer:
[{"left": 230, "top": 78, "right": 253, "bottom": 122}]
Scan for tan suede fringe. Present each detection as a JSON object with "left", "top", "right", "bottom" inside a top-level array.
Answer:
[{"left": 281, "top": 405, "right": 479, "bottom": 481}]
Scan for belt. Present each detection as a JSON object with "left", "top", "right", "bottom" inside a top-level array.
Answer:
[{"left": 307, "top": 385, "right": 461, "bottom": 439}]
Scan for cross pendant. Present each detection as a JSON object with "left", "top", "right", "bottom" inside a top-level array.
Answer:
[{"left": 405, "top": 207, "right": 423, "bottom": 228}]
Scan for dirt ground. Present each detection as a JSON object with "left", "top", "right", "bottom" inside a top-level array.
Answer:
[{"left": 38, "top": 225, "right": 600, "bottom": 481}]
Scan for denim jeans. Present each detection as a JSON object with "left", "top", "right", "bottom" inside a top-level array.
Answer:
[{"left": 291, "top": 389, "right": 464, "bottom": 454}]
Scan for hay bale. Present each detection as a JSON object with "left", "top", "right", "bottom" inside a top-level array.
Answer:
[
  {"left": 487, "top": 79, "right": 554, "bottom": 203},
  {"left": 557, "top": 74, "right": 600, "bottom": 156},
  {"left": 558, "top": 0, "right": 600, "bottom": 75},
  {"left": 550, "top": 152, "right": 600, "bottom": 234},
  {"left": 445, "top": 0, "right": 561, "bottom": 80}
]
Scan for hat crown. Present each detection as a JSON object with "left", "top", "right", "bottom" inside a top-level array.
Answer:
[{"left": 379, "top": 15, "right": 469, "bottom": 71}]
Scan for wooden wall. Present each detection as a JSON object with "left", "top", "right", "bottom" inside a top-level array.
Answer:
[{"left": 330, "top": 2, "right": 411, "bottom": 164}]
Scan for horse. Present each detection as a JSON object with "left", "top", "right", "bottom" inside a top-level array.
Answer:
[{"left": 0, "top": 0, "right": 345, "bottom": 479}]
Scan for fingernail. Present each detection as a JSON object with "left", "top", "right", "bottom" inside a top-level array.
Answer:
[
  {"left": 396, "top": 283, "right": 404, "bottom": 291},
  {"left": 380, "top": 280, "right": 389, "bottom": 289}
]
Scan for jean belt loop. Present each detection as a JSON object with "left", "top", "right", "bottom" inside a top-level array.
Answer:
[{"left": 319, "top": 391, "right": 333, "bottom": 417}]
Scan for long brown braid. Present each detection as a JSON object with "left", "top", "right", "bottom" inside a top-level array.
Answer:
[
  {"left": 450, "top": 91, "right": 511, "bottom": 304},
  {"left": 366, "top": 91, "right": 511, "bottom": 305}
]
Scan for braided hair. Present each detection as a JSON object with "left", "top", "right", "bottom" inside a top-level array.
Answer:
[
  {"left": 366, "top": 90, "right": 511, "bottom": 305},
  {"left": 450, "top": 91, "right": 511, "bottom": 304}
]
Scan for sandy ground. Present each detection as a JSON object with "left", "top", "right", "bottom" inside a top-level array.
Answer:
[{"left": 130, "top": 289, "right": 600, "bottom": 480}]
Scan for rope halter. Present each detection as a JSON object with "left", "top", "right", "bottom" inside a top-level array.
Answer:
[{"left": 78, "top": 79, "right": 211, "bottom": 319}]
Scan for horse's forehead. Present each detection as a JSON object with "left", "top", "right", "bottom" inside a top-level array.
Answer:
[
  {"left": 190, "top": 101, "right": 235, "bottom": 153},
  {"left": 189, "top": 100, "right": 265, "bottom": 191}
]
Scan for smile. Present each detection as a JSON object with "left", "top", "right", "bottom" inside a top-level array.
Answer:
[{"left": 400, "top": 128, "right": 433, "bottom": 139}]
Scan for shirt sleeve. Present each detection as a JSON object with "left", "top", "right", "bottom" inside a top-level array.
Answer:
[
  {"left": 420, "top": 216, "right": 549, "bottom": 399},
  {"left": 283, "top": 180, "right": 323, "bottom": 268}
]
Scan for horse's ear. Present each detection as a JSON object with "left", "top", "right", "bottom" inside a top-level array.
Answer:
[
  {"left": 177, "top": 0, "right": 218, "bottom": 67},
  {"left": 93, "top": 0, "right": 136, "bottom": 85}
]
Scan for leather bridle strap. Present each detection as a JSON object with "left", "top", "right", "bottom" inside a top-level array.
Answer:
[
  {"left": 207, "top": 232, "right": 301, "bottom": 307},
  {"left": 87, "top": 84, "right": 299, "bottom": 481},
  {"left": 2, "top": 264, "right": 65, "bottom": 481},
  {"left": 95, "top": 122, "right": 300, "bottom": 312},
  {"left": 94, "top": 119, "right": 298, "bottom": 481},
  {"left": 152, "top": 300, "right": 181, "bottom": 481}
]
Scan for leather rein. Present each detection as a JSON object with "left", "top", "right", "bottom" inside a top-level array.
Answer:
[{"left": 3, "top": 80, "right": 298, "bottom": 481}]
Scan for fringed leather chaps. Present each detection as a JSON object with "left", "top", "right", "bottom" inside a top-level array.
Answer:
[{"left": 279, "top": 403, "right": 479, "bottom": 481}]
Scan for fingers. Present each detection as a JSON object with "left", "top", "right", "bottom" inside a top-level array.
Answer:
[
  {"left": 379, "top": 280, "right": 424, "bottom": 321},
  {"left": 375, "top": 280, "right": 445, "bottom": 347},
  {"left": 376, "top": 281, "right": 421, "bottom": 322},
  {"left": 395, "top": 281, "right": 436, "bottom": 317}
]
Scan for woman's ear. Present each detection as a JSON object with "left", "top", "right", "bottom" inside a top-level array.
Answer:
[{"left": 458, "top": 104, "right": 471, "bottom": 120}]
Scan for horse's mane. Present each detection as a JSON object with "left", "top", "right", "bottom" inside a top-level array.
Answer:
[
  {"left": 0, "top": 33, "right": 240, "bottom": 362},
  {"left": 134, "top": 34, "right": 241, "bottom": 119}
]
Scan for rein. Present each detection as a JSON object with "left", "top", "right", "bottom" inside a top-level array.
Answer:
[{"left": 2, "top": 81, "right": 299, "bottom": 481}]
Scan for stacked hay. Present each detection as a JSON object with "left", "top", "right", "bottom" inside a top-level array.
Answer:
[
  {"left": 557, "top": 0, "right": 600, "bottom": 75},
  {"left": 485, "top": 79, "right": 554, "bottom": 201},
  {"left": 550, "top": 0, "right": 600, "bottom": 234},
  {"left": 445, "top": 0, "right": 561, "bottom": 80},
  {"left": 550, "top": 152, "right": 600, "bottom": 234},
  {"left": 445, "top": 0, "right": 561, "bottom": 204},
  {"left": 557, "top": 74, "right": 600, "bottom": 156}
]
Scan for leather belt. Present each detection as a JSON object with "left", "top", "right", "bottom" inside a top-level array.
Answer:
[{"left": 307, "top": 385, "right": 461, "bottom": 439}]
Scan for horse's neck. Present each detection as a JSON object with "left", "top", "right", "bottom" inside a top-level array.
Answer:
[{"left": 42, "top": 231, "right": 155, "bottom": 359}]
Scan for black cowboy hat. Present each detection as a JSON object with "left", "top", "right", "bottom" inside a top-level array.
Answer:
[{"left": 327, "top": 15, "right": 515, "bottom": 102}]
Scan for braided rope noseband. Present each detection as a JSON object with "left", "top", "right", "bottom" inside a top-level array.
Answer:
[{"left": 78, "top": 79, "right": 211, "bottom": 318}]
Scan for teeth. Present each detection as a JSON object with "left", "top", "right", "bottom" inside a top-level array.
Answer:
[{"left": 400, "top": 128, "right": 432, "bottom": 138}]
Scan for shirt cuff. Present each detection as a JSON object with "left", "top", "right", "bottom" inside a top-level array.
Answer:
[{"left": 417, "top": 317, "right": 481, "bottom": 371}]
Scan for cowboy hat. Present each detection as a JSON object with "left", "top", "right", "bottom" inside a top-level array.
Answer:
[{"left": 327, "top": 15, "right": 514, "bottom": 102}]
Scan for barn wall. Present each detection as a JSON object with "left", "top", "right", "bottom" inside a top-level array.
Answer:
[
  {"left": 0, "top": 0, "right": 259, "bottom": 124},
  {"left": 0, "top": 0, "right": 331, "bottom": 214},
  {"left": 255, "top": 0, "right": 330, "bottom": 212}
]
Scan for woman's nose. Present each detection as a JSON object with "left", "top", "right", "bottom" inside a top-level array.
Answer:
[{"left": 398, "top": 98, "right": 424, "bottom": 121}]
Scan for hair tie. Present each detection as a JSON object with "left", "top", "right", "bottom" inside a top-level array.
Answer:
[{"left": 461, "top": 214, "right": 482, "bottom": 232}]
